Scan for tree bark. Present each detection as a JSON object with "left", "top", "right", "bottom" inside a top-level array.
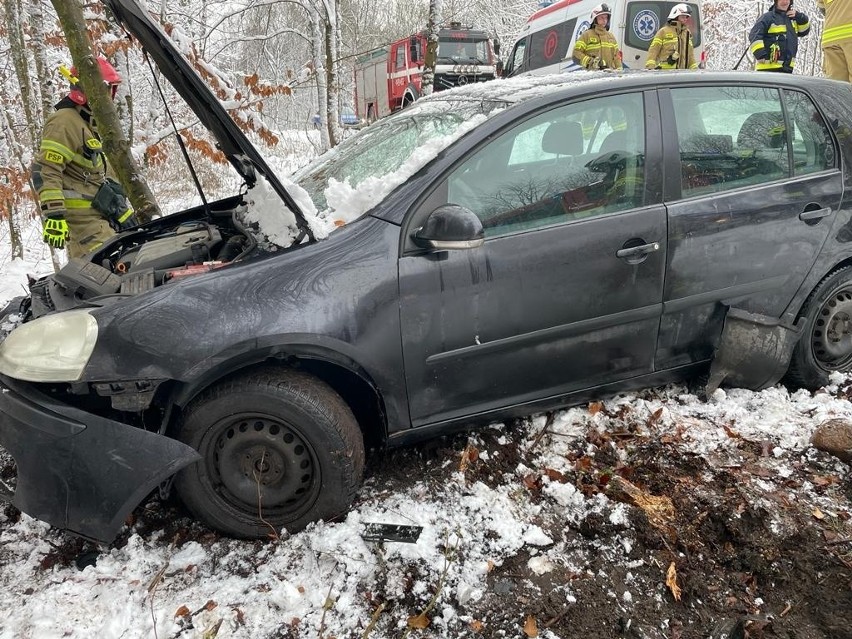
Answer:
[
  {"left": 421, "top": 0, "right": 442, "bottom": 96},
  {"left": 50, "top": 0, "right": 160, "bottom": 222}
]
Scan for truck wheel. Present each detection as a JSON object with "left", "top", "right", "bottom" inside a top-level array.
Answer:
[
  {"left": 785, "top": 266, "right": 852, "bottom": 390},
  {"left": 175, "top": 367, "right": 365, "bottom": 538}
]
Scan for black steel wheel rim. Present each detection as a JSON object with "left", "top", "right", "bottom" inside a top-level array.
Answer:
[
  {"left": 812, "top": 287, "right": 852, "bottom": 371},
  {"left": 205, "top": 413, "right": 320, "bottom": 518}
]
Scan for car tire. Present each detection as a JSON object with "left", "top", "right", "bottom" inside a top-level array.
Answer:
[
  {"left": 785, "top": 266, "right": 852, "bottom": 390},
  {"left": 175, "top": 367, "right": 365, "bottom": 538}
]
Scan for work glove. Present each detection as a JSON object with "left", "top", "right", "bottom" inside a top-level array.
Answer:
[
  {"left": 43, "top": 213, "right": 69, "bottom": 250},
  {"left": 667, "top": 51, "right": 680, "bottom": 65},
  {"left": 585, "top": 56, "right": 601, "bottom": 70},
  {"left": 769, "top": 43, "right": 780, "bottom": 63}
]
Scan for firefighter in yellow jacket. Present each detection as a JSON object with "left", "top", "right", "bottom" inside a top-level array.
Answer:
[
  {"left": 644, "top": 3, "right": 698, "bottom": 70},
  {"left": 32, "top": 57, "right": 135, "bottom": 258},
  {"left": 818, "top": 0, "right": 852, "bottom": 82},
  {"left": 571, "top": 4, "right": 621, "bottom": 70}
]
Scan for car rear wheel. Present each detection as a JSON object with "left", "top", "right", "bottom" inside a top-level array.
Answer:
[
  {"left": 175, "top": 367, "right": 365, "bottom": 538},
  {"left": 786, "top": 266, "right": 852, "bottom": 390}
]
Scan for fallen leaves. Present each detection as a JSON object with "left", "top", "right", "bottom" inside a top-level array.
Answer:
[
  {"left": 407, "top": 612, "right": 430, "bottom": 629},
  {"left": 606, "top": 476, "right": 676, "bottom": 540},
  {"left": 666, "top": 562, "right": 682, "bottom": 602},
  {"left": 459, "top": 443, "right": 479, "bottom": 472},
  {"left": 523, "top": 614, "right": 538, "bottom": 637}
]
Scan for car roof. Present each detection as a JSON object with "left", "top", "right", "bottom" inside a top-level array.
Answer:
[{"left": 419, "top": 70, "right": 841, "bottom": 110}]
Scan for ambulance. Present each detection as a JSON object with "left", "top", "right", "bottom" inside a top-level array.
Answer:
[{"left": 503, "top": 0, "right": 705, "bottom": 75}]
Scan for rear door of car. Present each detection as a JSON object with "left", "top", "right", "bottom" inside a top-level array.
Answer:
[
  {"left": 655, "top": 83, "right": 842, "bottom": 370},
  {"left": 398, "top": 90, "right": 667, "bottom": 427}
]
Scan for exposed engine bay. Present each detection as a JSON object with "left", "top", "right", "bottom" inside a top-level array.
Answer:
[{"left": 6, "top": 196, "right": 286, "bottom": 328}]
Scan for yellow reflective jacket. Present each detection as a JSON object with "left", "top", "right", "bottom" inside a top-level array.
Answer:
[
  {"left": 645, "top": 23, "right": 697, "bottom": 70},
  {"left": 572, "top": 25, "right": 621, "bottom": 70},
  {"left": 818, "top": 0, "right": 852, "bottom": 46},
  {"left": 31, "top": 100, "right": 115, "bottom": 219}
]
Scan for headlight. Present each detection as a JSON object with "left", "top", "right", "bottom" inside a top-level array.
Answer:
[{"left": 0, "top": 309, "right": 98, "bottom": 382}]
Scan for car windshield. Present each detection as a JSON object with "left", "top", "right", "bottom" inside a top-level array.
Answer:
[{"left": 293, "top": 97, "right": 508, "bottom": 219}]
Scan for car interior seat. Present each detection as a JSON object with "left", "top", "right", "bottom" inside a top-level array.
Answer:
[
  {"left": 541, "top": 121, "right": 584, "bottom": 156},
  {"left": 599, "top": 130, "right": 626, "bottom": 154},
  {"left": 736, "top": 112, "right": 787, "bottom": 150}
]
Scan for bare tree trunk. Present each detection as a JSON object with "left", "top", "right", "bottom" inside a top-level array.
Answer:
[
  {"left": 311, "top": 6, "right": 331, "bottom": 151},
  {"left": 27, "top": 0, "right": 54, "bottom": 124},
  {"left": 421, "top": 0, "right": 442, "bottom": 96},
  {"left": 3, "top": 0, "right": 40, "bottom": 149},
  {"left": 50, "top": 0, "right": 161, "bottom": 222},
  {"left": 323, "top": 0, "right": 343, "bottom": 147}
]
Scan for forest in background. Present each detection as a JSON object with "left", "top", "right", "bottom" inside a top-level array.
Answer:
[{"left": 0, "top": 0, "right": 827, "bottom": 260}]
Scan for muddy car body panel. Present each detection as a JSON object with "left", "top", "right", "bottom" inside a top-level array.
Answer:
[
  {"left": 2, "top": 0, "right": 852, "bottom": 542},
  {"left": 0, "top": 375, "right": 200, "bottom": 542}
]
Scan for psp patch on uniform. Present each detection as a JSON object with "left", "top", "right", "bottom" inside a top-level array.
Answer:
[
  {"left": 43, "top": 151, "right": 64, "bottom": 164},
  {"left": 633, "top": 10, "right": 659, "bottom": 42}
]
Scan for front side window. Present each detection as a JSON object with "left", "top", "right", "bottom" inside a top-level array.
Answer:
[
  {"left": 395, "top": 45, "right": 407, "bottom": 70},
  {"left": 506, "top": 38, "right": 528, "bottom": 76},
  {"left": 446, "top": 93, "right": 646, "bottom": 238},
  {"left": 672, "top": 86, "right": 789, "bottom": 197}
]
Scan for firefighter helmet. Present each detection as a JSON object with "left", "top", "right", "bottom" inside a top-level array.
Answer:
[
  {"left": 590, "top": 3, "right": 611, "bottom": 22},
  {"left": 68, "top": 57, "right": 122, "bottom": 105},
  {"left": 668, "top": 3, "right": 691, "bottom": 20}
]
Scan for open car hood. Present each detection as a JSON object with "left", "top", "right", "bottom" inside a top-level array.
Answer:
[{"left": 103, "top": 0, "right": 307, "bottom": 227}]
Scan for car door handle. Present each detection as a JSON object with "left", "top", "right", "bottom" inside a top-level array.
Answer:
[
  {"left": 799, "top": 206, "right": 832, "bottom": 222},
  {"left": 616, "top": 242, "right": 660, "bottom": 259}
]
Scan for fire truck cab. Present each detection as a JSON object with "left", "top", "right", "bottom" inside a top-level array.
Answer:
[{"left": 355, "top": 24, "right": 498, "bottom": 122}]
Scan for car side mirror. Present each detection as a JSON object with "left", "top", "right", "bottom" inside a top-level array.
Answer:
[{"left": 412, "top": 204, "right": 484, "bottom": 251}]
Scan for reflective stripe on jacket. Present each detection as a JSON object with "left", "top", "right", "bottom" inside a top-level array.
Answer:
[
  {"left": 572, "top": 25, "right": 620, "bottom": 69},
  {"left": 749, "top": 8, "right": 810, "bottom": 71},
  {"left": 644, "top": 23, "right": 697, "bottom": 70},
  {"left": 819, "top": 0, "right": 852, "bottom": 45},
  {"left": 31, "top": 104, "right": 112, "bottom": 219}
]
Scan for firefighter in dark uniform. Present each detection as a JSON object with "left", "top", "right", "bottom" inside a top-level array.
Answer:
[
  {"left": 571, "top": 4, "right": 621, "bottom": 70},
  {"left": 645, "top": 4, "right": 698, "bottom": 70},
  {"left": 32, "top": 56, "right": 135, "bottom": 258},
  {"left": 749, "top": 0, "right": 810, "bottom": 73}
]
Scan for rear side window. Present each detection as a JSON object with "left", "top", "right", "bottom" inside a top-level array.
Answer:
[
  {"left": 528, "top": 19, "right": 577, "bottom": 71},
  {"left": 671, "top": 86, "right": 789, "bottom": 197},
  {"left": 783, "top": 90, "right": 836, "bottom": 175}
]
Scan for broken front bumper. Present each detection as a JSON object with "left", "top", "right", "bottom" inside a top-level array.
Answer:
[{"left": 0, "top": 374, "right": 200, "bottom": 544}]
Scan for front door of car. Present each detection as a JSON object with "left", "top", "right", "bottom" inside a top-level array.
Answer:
[
  {"left": 655, "top": 85, "right": 842, "bottom": 369},
  {"left": 399, "top": 91, "right": 667, "bottom": 427}
]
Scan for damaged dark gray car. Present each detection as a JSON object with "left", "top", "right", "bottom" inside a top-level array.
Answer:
[{"left": 3, "top": 0, "right": 852, "bottom": 544}]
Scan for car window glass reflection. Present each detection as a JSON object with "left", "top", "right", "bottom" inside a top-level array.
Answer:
[
  {"left": 672, "top": 86, "right": 789, "bottom": 197},
  {"left": 783, "top": 90, "right": 836, "bottom": 176},
  {"left": 447, "top": 93, "right": 645, "bottom": 238}
]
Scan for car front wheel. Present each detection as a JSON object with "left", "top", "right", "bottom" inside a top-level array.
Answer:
[
  {"left": 175, "top": 367, "right": 365, "bottom": 538},
  {"left": 786, "top": 266, "right": 852, "bottom": 390}
]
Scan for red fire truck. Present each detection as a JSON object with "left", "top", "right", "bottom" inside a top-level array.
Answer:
[{"left": 354, "top": 23, "right": 499, "bottom": 122}]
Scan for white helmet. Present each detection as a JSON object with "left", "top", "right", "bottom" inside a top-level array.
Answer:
[
  {"left": 668, "top": 3, "right": 691, "bottom": 20},
  {"left": 590, "top": 3, "right": 611, "bottom": 22}
]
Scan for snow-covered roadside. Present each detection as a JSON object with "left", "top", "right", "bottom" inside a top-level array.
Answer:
[{"left": 0, "top": 377, "right": 849, "bottom": 638}]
